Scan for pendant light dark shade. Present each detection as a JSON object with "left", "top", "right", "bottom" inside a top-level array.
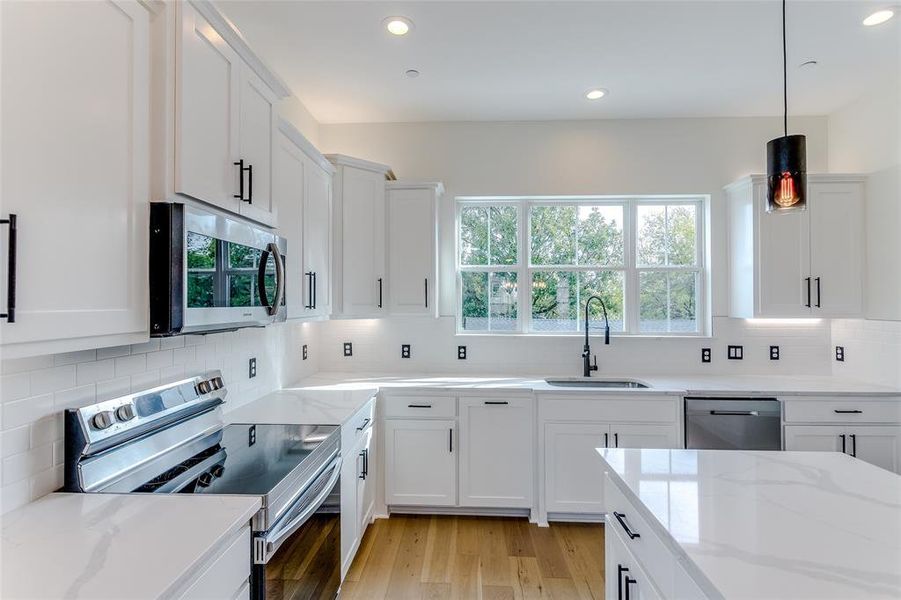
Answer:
[{"left": 766, "top": 0, "right": 807, "bottom": 212}]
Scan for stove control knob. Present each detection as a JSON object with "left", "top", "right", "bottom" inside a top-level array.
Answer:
[
  {"left": 197, "top": 472, "right": 214, "bottom": 488},
  {"left": 91, "top": 411, "right": 115, "bottom": 430},
  {"left": 196, "top": 380, "right": 211, "bottom": 395},
  {"left": 115, "top": 404, "right": 136, "bottom": 422},
  {"left": 210, "top": 377, "right": 223, "bottom": 390},
  {"left": 210, "top": 464, "right": 225, "bottom": 478}
]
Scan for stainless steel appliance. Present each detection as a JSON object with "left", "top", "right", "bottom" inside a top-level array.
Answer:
[
  {"left": 150, "top": 201, "right": 287, "bottom": 336},
  {"left": 64, "top": 371, "right": 340, "bottom": 600},
  {"left": 684, "top": 397, "right": 782, "bottom": 450}
]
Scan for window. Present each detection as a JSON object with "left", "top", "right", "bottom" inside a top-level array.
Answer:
[{"left": 456, "top": 197, "right": 707, "bottom": 335}]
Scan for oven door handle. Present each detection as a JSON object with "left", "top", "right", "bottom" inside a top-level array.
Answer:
[{"left": 257, "top": 454, "right": 341, "bottom": 562}]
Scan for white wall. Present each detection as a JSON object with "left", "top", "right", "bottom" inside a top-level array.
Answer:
[
  {"left": 318, "top": 116, "right": 833, "bottom": 374},
  {"left": 279, "top": 95, "right": 321, "bottom": 146},
  {"left": 0, "top": 321, "right": 321, "bottom": 514}
]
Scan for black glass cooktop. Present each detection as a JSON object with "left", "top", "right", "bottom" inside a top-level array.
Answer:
[{"left": 196, "top": 423, "right": 338, "bottom": 496}]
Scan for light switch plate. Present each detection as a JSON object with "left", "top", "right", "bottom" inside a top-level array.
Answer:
[
  {"left": 343, "top": 342, "right": 353, "bottom": 357},
  {"left": 770, "top": 345, "right": 780, "bottom": 360},
  {"left": 248, "top": 357, "right": 257, "bottom": 378},
  {"left": 727, "top": 345, "right": 743, "bottom": 360},
  {"left": 401, "top": 344, "right": 411, "bottom": 359},
  {"left": 836, "top": 346, "right": 845, "bottom": 362}
]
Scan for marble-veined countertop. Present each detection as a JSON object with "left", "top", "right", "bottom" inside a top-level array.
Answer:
[{"left": 597, "top": 448, "right": 901, "bottom": 599}]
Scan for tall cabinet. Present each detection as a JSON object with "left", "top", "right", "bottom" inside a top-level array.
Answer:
[
  {"left": 386, "top": 182, "right": 443, "bottom": 316},
  {"left": 327, "top": 155, "right": 392, "bottom": 318},
  {"left": 727, "top": 174, "right": 865, "bottom": 318},
  {"left": 0, "top": 0, "right": 152, "bottom": 357},
  {"left": 273, "top": 119, "right": 334, "bottom": 320}
]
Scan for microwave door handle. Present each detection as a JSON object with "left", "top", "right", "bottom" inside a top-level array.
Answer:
[
  {"left": 257, "top": 243, "right": 284, "bottom": 316},
  {"left": 259, "top": 456, "right": 341, "bottom": 560},
  {"left": 271, "top": 244, "right": 285, "bottom": 312}
]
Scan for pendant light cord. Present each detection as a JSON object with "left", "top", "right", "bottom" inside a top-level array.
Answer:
[{"left": 783, "top": 0, "right": 788, "bottom": 137}]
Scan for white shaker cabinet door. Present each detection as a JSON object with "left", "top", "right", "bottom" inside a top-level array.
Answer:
[
  {"left": 236, "top": 67, "right": 278, "bottom": 227},
  {"left": 303, "top": 160, "right": 332, "bottom": 317},
  {"left": 845, "top": 426, "right": 901, "bottom": 474},
  {"left": 339, "top": 167, "right": 386, "bottom": 316},
  {"left": 384, "top": 419, "right": 456, "bottom": 506},
  {"left": 610, "top": 424, "right": 680, "bottom": 450},
  {"left": 176, "top": 2, "right": 241, "bottom": 214},
  {"left": 544, "top": 422, "right": 609, "bottom": 514},
  {"left": 386, "top": 185, "right": 439, "bottom": 315},
  {"left": 273, "top": 132, "right": 306, "bottom": 319},
  {"left": 0, "top": 0, "right": 151, "bottom": 354},
  {"left": 784, "top": 425, "right": 846, "bottom": 453},
  {"left": 459, "top": 396, "right": 533, "bottom": 508}
]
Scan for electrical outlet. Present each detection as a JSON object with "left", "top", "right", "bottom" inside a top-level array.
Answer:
[
  {"left": 457, "top": 345, "right": 467, "bottom": 360},
  {"left": 770, "top": 345, "right": 780, "bottom": 360},
  {"left": 248, "top": 425, "right": 256, "bottom": 446},
  {"left": 343, "top": 342, "right": 353, "bottom": 357},
  {"left": 727, "top": 345, "right": 744, "bottom": 360},
  {"left": 248, "top": 357, "right": 257, "bottom": 378},
  {"left": 836, "top": 346, "right": 845, "bottom": 362},
  {"left": 401, "top": 344, "right": 411, "bottom": 358},
  {"left": 302, "top": 345, "right": 308, "bottom": 360},
  {"left": 701, "top": 348, "right": 711, "bottom": 363}
]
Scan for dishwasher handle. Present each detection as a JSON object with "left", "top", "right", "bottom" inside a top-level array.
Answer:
[{"left": 709, "top": 410, "right": 759, "bottom": 416}]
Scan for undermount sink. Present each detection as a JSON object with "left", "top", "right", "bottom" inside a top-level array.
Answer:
[{"left": 544, "top": 378, "right": 650, "bottom": 389}]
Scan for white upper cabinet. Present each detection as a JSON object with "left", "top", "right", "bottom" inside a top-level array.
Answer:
[
  {"left": 386, "top": 182, "right": 443, "bottom": 316},
  {"left": 176, "top": 2, "right": 286, "bottom": 227},
  {"left": 0, "top": 0, "right": 151, "bottom": 357},
  {"left": 274, "top": 119, "right": 333, "bottom": 320},
  {"left": 327, "top": 155, "right": 391, "bottom": 318},
  {"left": 727, "top": 174, "right": 864, "bottom": 318}
]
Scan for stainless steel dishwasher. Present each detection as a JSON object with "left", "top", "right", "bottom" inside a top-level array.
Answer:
[{"left": 684, "top": 397, "right": 782, "bottom": 450}]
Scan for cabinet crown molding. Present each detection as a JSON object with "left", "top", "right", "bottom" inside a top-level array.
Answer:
[
  {"left": 277, "top": 117, "right": 335, "bottom": 175},
  {"left": 387, "top": 180, "right": 445, "bottom": 195},
  {"left": 325, "top": 154, "right": 392, "bottom": 176},
  {"left": 188, "top": 0, "right": 291, "bottom": 99}
]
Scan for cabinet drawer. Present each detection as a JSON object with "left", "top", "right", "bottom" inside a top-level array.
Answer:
[
  {"left": 605, "top": 474, "right": 674, "bottom": 597},
  {"left": 342, "top": 396, "right": 376, "bottom": 451},
  {"left": 180, "top": 526, "right": 250, "bottom": 599},
  {"left": 783, "top": 397, "right": 901, "bottom": 424},
  {"left": 383, "top": 395, "right": 456, "bottom": 418},
  {"left": 540, "top": 395, "right": 679, "bottom": 423}
]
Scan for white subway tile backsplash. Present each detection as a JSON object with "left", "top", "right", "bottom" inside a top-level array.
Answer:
[
  {"left": 145, "top": 350, "right": 173, "bottom": 370},
  {"left": 114, "top": 354, "right": 146, "bottom": 377},
  {"left": 30, "top": 465, "right": 63, "bottom": 501},
  {"left": 2, "top": 479, "right": 30, "bottom": 514},
  {"left": 96, "top": 377, "right": 132, "bottom": 401},
  {"left": 129, "top": 339, "right": 161, "bottom": 355},
  {"left": 1, "top": 374, "right": 30, "bottom": 403},
  {"left": 3, "top": 394, "right": 53, "bottom": 430},
  {"left": 53, "top": 349, "right": 97, "bottom": 366},
  {"left": 97, "top": 345, "right": 132, "bottom": 360},
  {"left": 130, "top": 371, "right": 160, "bottom": 392},
  {"left": 3, "top": 444, "right": 52, "bottom": 485},
  {"left": 54, "top": 385, "right": 96, "bottom": 411},
  {"left": 1, "top": 426, "right": 30, "bottom": 456},
  {"left": 30, "top": 415, "right": 62, "bottom": 448},
  {"left": 172, "top": 346, "right": 196, "bottom": 364},
  {"left": 159, "top": 336, "right": 185, "bottom": 351},
  {"left": 76, "top": 359, "right": 115, "bottom": 385},
  {"left": 1, "top": 355, "right": 53, "bottom": 375},
  {"left": 30, "top": 366, "right": 76, "bottom": 396}
]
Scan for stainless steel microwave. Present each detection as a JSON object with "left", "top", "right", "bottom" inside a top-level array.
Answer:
[{"left": 150, "top": 202, "right": 286, "bottom": 336}]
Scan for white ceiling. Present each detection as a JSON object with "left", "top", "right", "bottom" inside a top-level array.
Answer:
[{"left": 216, "top": 1, "right": 899, "bottom": 124}]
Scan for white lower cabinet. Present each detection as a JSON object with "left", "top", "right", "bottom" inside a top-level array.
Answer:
[
  {"left": 459, "top": 396, "right": 534, "bottom": 508},
  {"left": 340, "top": 398, "right": 377, "bottom": 578},
  {"left": 606, "top": 523, "right": 664, "bottom": 600},
  {"left": 785, "top": 424, "right": 901, "bottom": 473},
  {"left": 179, "top": 525, "right": 250, "bottom": 599},
  {"left": 384, "top": 418, "right": 457, "bottom": 507}
]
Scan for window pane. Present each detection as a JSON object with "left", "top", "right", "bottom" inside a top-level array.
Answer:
[
  {"left": 639, "top": 271, "right": 698, "bottom": 333},
  {"left": 229, "top": 274, "right": 254, "bottom": 307},
  {"left": 531, "top": 271, "right": 578, "bottom": 331},
  {"left": 530, "top": 271, "right": 623, "bottom": 332},
  {"left": 187, "top": 273, "right": 214, "bottom": 308},
  {"left": 578, "top": 205, "right": 624, "bottom": 266},
  {"left": 637, "top": 205, "right": 666, "bottom": 266},
  {"left": 460, "top": 207, "right": 488, "bottom": 265},
  {"left": 530, "top": 205, "right": 576, "bottom": 265},
  {"left": 490, "top": 206, "right": 518, "bottom": 265},
  {"left": 667, "top": 205, "right": 697, "bottom": 266},
  {"left": 581, "top": 271, "right": 625, "bottom": 332},
  {"left": 489, "top": 272, "right": 518, "bottom": 330},
  {"left": 461, "top": 272, "right": 488, "bottom": 330},
  {"left": 228, "top": 242, "right": 259, "bottom": 269},
  {"left": 186, "top": 232, "right": 216, "bottom": 269}
]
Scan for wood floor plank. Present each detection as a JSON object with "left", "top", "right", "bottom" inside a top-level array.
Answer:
[
  {"left": 352, "top": 516, "right": 405, "bottom": 598},
  {"left": 421, "top": 582, "right": 453, "bottom": 600},
  {"left": 479, "top": 518, "right": 513, "bottom": 587},
  {"left": 421, "top": 515, "right": 458, "bottom": 583},
  {"left": 509, "top": 556, "right": 545, "bottom": 600},
  {"left": 385, "top": 515, "right": 432, "bottom": 599},
  {"left": 529, "top": 525, "right": 573, "bottom": 580},
  {"left": 543, "top": 577, "right": 581, "bottom": 599},
  {"left": 553, "top": 523, "right": 604, "bottom": 600},
  {"left": 449, "top": 552, "right": 481, "bottom": 600},
  {"left": 504, "top": 519, "right": 537, "bottom": 558},
  {"left": 483, "top": 584, "right": 516, "bottom": 600},
  {"left": 456, "top": 516, "right": 483, "bottom": 555}
]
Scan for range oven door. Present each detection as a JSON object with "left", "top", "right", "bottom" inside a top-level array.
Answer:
[
  {"left": 252, "top": 454, "right": 342, "bottom": 600},
  {"left": 150, "top": 202, "right": 287, "bottom": 336}
]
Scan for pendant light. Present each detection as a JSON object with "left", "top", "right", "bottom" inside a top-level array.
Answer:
[{"left": 766, "top": 0, "right": 807, "bottom": 212}]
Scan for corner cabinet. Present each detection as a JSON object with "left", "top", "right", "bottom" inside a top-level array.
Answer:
[
  {"left": 327, "top": 155, "right": 391, "bottom": 318},
  {"left": 726, "top": 174, "right": 865, "bottom": 318},
  {"left": 176, "top": 2, "right": 284, "bottom": 227},
  {"left": 274, "top": 119, "right": 333, "bottom": 320},
  {"left": 386, "top": 182, "right": 443, "bottom": 316},
  {"left": 0, "top": 0, "right": 152, "bottom": 357}
]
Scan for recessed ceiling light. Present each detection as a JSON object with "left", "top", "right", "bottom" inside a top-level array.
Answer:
[
  {"left": 863, "top": 9, "right": 894, "bottom": 26},
  {"left": 405, "top": 69, "right": 420, "bottom": 78},
  {"left": 585, "top": 88, "right": 608, "bottom": 101},
  {"left": 384, "top": 16, "right": 413, "bottom": 36}
]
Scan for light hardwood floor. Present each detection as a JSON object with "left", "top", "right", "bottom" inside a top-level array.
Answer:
[{"left": 339, "top": 515, "right": 605, "bottom": 600}]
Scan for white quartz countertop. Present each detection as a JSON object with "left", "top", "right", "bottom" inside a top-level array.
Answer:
[
  {"left": 1, "top": 493, "right": 260, "bottom": 599},
  {"left": 597, "top": 448, "right": 901, "bottom": 599},
  {"left": 224, "top": 382, "right": 378, "bottom": 425},
  {"left": 289, "top": 372, "right": 900, "bottom": 396}
]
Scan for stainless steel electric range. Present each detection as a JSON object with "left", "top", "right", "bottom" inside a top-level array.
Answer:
[{"left": 64, "top": 371, "right": 341, "bottom": 600}]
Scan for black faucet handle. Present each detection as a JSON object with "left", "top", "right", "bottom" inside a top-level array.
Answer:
[{"left": 591, "top": 355, "right": 598, "bottom": 371}]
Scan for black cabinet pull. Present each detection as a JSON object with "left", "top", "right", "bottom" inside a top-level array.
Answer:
[
  {"left": 247, "top": 163, "right": 253, "bottom": 204},
  {"left": 834, "top": 409, "right": 863, "bottom": 414},
  {"left": 624, "top": 576, "right": 637, "bottom": 600},
  {"left": 604, "top": 432, "right": 609, "bottom": 448},
  {"left": 304, "top": 272, "right": 313, "bottom": 309},
  {"left": 815, "top": 277, "right": 821, "bottom": 308},
  {"left": 805, "top": 277, "right": 812, "bottom": 308},
  {"left": 484, "top": 401, "right": 508, "bottom": 405},
  {"left": 356, "top": 417, "right": 371, "bottom": 431},
  {"left": 840, "top": 434, "right": 846, "bottom": 454},
  {"left": 0, "top": 214, "right": 16, "bottom": 323},
  {"left": 359, "top": 450, "right": 366, "bottom": 480},
  {"left": 613, "top": 511, "right": 640, "bottom": 539},
  {"left": 378, "top": 278, "right": 383, "bottom": 308},
  {"left": 424, "top": 278, "right": 429, "bottom": 308},
  {"left": 617, "top": 565, "right": 629, "bottom": 600},
  {"left": 448, "top": 428, "right": 453, "bottom": 453},
  {"left": 850, "top": 433, "right": 857, "bottom": 457},
  {"left": 234, "top": 160, "right": 252, "bottom": 203},
  {"left": 614, "top": 432, "right": 619, "bottom": 447},
  {"left": 407, "top": 403, "right": 432, "bottom": 409},
  {"left": 364, "top": 448, "right": 369, "bottom": 477},
  {"left": 312, "top": 272, "right": 317, "bottom": 309}
]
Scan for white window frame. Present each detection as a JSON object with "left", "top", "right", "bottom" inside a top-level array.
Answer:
[{"left": 455, "top": 195, "right": 710, "bottom": 336}]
